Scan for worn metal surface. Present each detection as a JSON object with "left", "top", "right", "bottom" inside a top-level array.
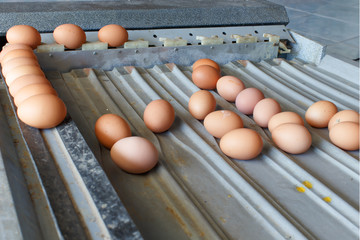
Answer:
[
  {"left": 0, "top": 0, "right": 289, "bottom": 35},
  {"left": 34, "top": 53, "right": 358, "bottom": 239}
]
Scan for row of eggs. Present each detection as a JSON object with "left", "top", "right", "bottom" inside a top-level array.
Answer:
[{"left": 5, "top": 23, "right": 128, "bottom": 50}]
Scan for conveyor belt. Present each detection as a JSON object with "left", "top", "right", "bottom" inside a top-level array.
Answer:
[{"left": 13, "top": 55, "right": 356, "bottom": 240}]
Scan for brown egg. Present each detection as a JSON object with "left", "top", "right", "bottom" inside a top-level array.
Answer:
[
  {"left": 329, "top": 122, "right": 359, "bottom": 151},
  {"left": 328, "top": 109, "right": 360, "bottom": 130},
  {"left": 53, "top": 24, "right": 86, "bottom": 49},
  {"left": 192, "top": 65, "right": 221, "bottom": 90},
  {"left": 1, "top": 49, "right": 37, "bottom": 65},
  {"left": 192, "top": 58, "right": 220, "bottom": 72},
  {"left": 204, "top": 110, "right": 243, "bottom": 138},
  {"left": 216, "top": 75, "right": 245, "bottom": 102},
  {"left": 188, "top": 90, "right": 216, "bottom": 120},
  {"left": 95, "top": 113, "right": 132, "bottom": 149},
  {"left": 268, "top": 111, "right": 304, "bottom": 133},
  {"left": 98, "top": 24, "right": 128, "bottom": 47},
  {"left": 220, "top": 128, "right": 263, "bottom": 160},
  {"left": 143, "top": 99, "right": 175, "bottom": 133},
  {"left": 272, "top": 123, "right": 312, "bottom": 154},
  {"left": 13, "top": 83, "right": 57, "bottom": 107},
  {"left": 235, "top": 87, "right": 264, "bottom": 115},
  {"left": 9, "top": 74, "right": 50, "bottom": 97},
  {"left": 1, "top": 57, "right": 39, "bottom": 77},
  {"left": 5, "top": 65, "right": 45, "bottom": 86},
  {"left": 17, "top": 94, "right": 67, "bottom": 129},
  {"left": 110, "top": 136, "right": 158, "bottom": 174},
  {"left": 0, "top": 44, "right": 33, "bottom": 63},
  {"left": 253, "top": 98, "right": 281, "bottom": 128},
  {"left": 305, "top": 100, "right": 337, "bottom": 128},
  {"left": 6, "top": 25, "right": 41, "bottom": 49}
]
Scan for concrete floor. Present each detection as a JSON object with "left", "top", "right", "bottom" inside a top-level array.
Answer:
[{"left": 269, "top": 0, "right": 359, "bottom": 62}]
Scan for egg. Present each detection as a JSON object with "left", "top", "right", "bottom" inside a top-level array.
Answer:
[
  {"left": 192, "top": 58, "right": 220, "bottom": 72},
  {"left": 328, "top": 109, "right": 360, "bottom": 130},
  {"left": 219, "top": 128, "right": 263, "bottom": 160},
  {"left": 53, "top": 24, "right": 86, "bottom": 49},
  {"left": 9, "top": 74, "right": 51, "bottom": 97},
  {"left": 1, "top": 57, "right": 39, "bottom": 77},
  {"left": 329, "top": 122, "right": 359, "bottom": 151},
  {"left": 95, "top": 113, "right": 132, "bottom": 149},
  {"left": 1, "top": 49, "right": 37, "bottom": 65},
  {"left": 216, "top": 75, "right": 245, "bottom": 102},
  {"left": 5, "top": 65, "right": 45, "bottom": 86},
  {"left": 253, "top": 98, "right": 281, "bottom": 128},
  {"left": 188, "top": 90, "right": 216, "bottom": 120},
  {"left": 17, "top": 94, "right": 67, "bottom": 129},
  {"left": 143, "top": 99, "right": 175, "bottom": 133},
  {"left": 305, "top": 100, "right": 337, "bottom": 128},
  {"left": 0, "top": 44, "right": 33, "bottom": 63},
  {"left": 268, "top": 111, "right": 304, "bottom": 132},
  {"left": 204, "top": 110, "right": 243, "bottom": 138},
  {"left": 98, "top": 24, "right": 128, "bottom": 47},
  {"left": 192, "top": 65, "right": 221, "bottom": 90},
  {"left": 271, "top": 123, "right": 312, "bottom": 154},
  {"left": 13, "top": 83, "right": 57, "bottom": 107},
  {"left": 110, "top": 136, "right": 158, "bottom": 174},
  {"left": 235, "top": 87, "right": 264, "bottom": 115},
  {"left": 6, "top": 25, "right": 41, "bottom": 49}
]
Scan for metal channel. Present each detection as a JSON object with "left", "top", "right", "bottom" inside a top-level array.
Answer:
[{"left": 39, "top": 54, "right": 359, "bottom": 240}]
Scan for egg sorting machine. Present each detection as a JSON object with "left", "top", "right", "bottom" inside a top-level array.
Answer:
[{"left": 0, "top": 1, "right": 359, "bottom": 240}]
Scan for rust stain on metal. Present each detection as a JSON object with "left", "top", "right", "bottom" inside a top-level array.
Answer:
[{"left": 166, "top": 206, "right": 192, "bottom": 238}]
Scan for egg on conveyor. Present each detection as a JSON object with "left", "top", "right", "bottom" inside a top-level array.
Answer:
[
  {"left": 188, "top": 90, "right": 216, "bottom": 120},
  {"left": 110, "top": 136, "right": 158, "bottom": 174},
  {"left": 143, "top": 99, "right": 175, "bottom": 133},
  {"left": 17, "top": 94, "right": 67, "bottom": 129},
  {"left": 220, "top": 128, "right": 263, "bottom": 160},
  {"left": 98, "top": 24, "right": 128, "bottom": 47},
  {"left": 53, "top": 24, "right": 86, "bottom": 49},
  {"left": 204, "top": 110, "right": 243, "bottom": 138},
  {"left": 6, "top": 25, "right": 41, "bottom": 49},
  {"left": 95, "top": 113, "right": 132, "bottom": 149}
]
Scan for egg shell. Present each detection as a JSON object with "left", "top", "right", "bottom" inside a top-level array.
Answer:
[
  {"left": 53, "top": 24, "right": 86, "bottom": 49},
  {"left": 17, "top": 94, "right": 67, "bottom": 129},
  {"left": 5, "top": 65, "right": 45, "bottom": 86},
  {"left": 204, "top": 110, "right": 243, "bottom": 138},
  {"left": 305, "top": 100, "right": 337, "bottom": 128},
  {"left": 110, "top": 136, "right": 158, "bottom": 174},
  {"left": 253, "top": 98, "right": 281, "bottom": 128},
  {"left": 192, "top": 58, "right": 220, "bottom": 72},
  {"left": 235, "top": 87, "right": 264, "bottom": 115},
  {"left": 6, "top": 25, "right": 41, "bottom": 49},
  {"left": 95, "top": 113, "right": 132, "bottom": 149},
  {"left": 9, "top": 74, "right": 51, "bottom": 97},
  {"left": 220, "top": 128, "right": 263, "bottom": 160},
  {"left": 13, "top": 83, "right": 57, "bottom": 107},
  {"left": 192, "top": 65, "right": 221, "bottom": 90},
  {"left": 329, "top": 121, "right": 359, "bottom": 151},
  {"left": 188, "top": 90, "right": 216, "bottom": 120},
  {"left": 268, "top": 111, "right": 304, "bottom": 133},
  {"left": 272, "top": 123, "right": 312, "bottom": 154},
  {"left": 216, "top": 76, "right": 245, "bottom": 102},
  {"left": 143, "top": 99, "right": 175, "bottom": 133},
  {"left": 98, "top": 24, "right": 128, "bottom": 47},
  {"left": 0, "top": 44, "right": 33, "bottom": 63},
  {"left": 1, "top": 49, "right": 37, "bottom": 65},
  {"left": 2, "top": 57, "right": 39, "bottom": 77},
  {"left": 328, "top": 109, "right": 360, "bottom": 130}
]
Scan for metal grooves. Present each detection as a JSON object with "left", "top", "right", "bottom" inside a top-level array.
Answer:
[{"left": 43, "top": 57, "right": 359, "bottom": 240}]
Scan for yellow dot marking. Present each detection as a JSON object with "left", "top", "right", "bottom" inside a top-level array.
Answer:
[
  {"left": 227, "top": 194, "right": 232, "bottom": 198},
  {"left": 323, "top": 196, "right": 332, "bottom": 203},
  {"left": 303, "top": 181, "right": 313, "bottom": 189},
  {"left": 296, "top": 186, "right": 306, "bottom": 193}
]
